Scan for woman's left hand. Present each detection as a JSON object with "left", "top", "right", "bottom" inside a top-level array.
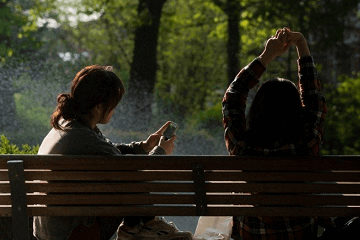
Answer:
[
  {"left": 259, "top": 28, "right": 291, "bottom": 67},
  {"left": 141, "top": 121, "right": 172, "bottom": 153}
]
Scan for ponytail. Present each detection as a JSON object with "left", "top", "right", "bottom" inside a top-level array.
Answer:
[{"left": 51, "top": 93, "right": 76, "bottom": 130}]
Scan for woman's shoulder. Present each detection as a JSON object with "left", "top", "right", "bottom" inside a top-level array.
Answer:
[{"left": 39, "top": 120, "right": 121, "bottom": 155}]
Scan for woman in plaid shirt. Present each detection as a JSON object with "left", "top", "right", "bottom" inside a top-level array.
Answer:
[{"left": 222, "top": 28, "right": 329, "bottom": 239}]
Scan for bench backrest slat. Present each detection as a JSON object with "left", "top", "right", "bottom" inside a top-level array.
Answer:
[
  {"left": 0, "top": 181, "right": 356, "bottom": 195},
  {"left": 1, "top": 194, "right": 359, "bottom": 207},
  {"left": 2, "top": 170, "right": 359, "bottom": 182},
  {"left": 25, "top": 206, "right": 360, "bottom": 217},
  {"left": 1, "top": 155, "right": 360, "bottom": 170}
]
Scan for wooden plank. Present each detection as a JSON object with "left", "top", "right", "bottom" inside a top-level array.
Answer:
[
  {"left": 1, "top": 193, "right": 358, "bottom": 206},
  {"left": 205, "top": 183, "right": 360, "bottom": 194},
  {"left": 23, "top": 182, "right": 196, "bottom": 193},
  {"left": 205, "top": 206, "right": 360, "bottom": 217},
  {"left": 205, "top": 194, "right": 360, "bottom": 206},
  {"left": 0, "top": 170, "right": 355, "bottom": 182},
  {"left": 0, "top": 195, "right": 11, "bottom": 205},
  {"left": 1, "top": 193, "right": 357, "bottom": 206},
  {"left": 206, "top": 171, "right": 360, "bottom": 182},
  {"left": 0, "top": 207, "right": 12, "bottom": 217},
  {"left": 23, "top": 194, "right": 360, "bottom": 206},
  {"left": 28, "top": 205, "right": 199, "bottom": 216},
  {"left": 23, "top": 205, "right": 360, "bottom": 217},
  {"left": 1, "top": 155, "right": 360, "bottom": 171},
  {"left": 3, "top": 170, "right": 359, "bottom": 182},
  {"left": 0, "top": 171, "right": 8, "bottom": 181},
  {"left": 26, "top": 194, "right": 196, "bottom": 205},
  {"left": 22, "top": 171, "right": 194, "bottom": 181},
  {"left": 0, "top": 183, "right": 11, "bottom": 193},
  {"left": 0, "top": 205, "right": 358, "bottom": 217},
  {"left": 2, "top": 182, "right": 359, "bottom": 194}
]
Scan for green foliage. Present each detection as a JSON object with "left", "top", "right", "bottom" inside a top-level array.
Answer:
[
  {"left": 322, "top": 74, "right": 360, "bottom": 155},
  {"left": 0, "top": 135, "right": 38, "bottom": 154},
  {"left": 14, "top": 93, "right": 52, "bottom": 128},
  {"left": 188, "top": 102, "right": 223, "bottom": 136},
  {"left": 155, "top": 0, "right": 227, "bottom": 122},
  {"left": 174, "top": 128, "right": 227, "bottom": 155},
  {"left": 1, "top": 0, "right": 359, "bottom": 155},
  {"left": 0, "top": 0, "right": 56, "bottom": 62}
]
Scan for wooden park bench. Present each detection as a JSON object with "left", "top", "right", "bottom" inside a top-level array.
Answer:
[{"left": 0, "top": 154, "right": 359, "bottom": 239}]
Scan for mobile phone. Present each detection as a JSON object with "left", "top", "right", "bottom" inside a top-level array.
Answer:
[{"left": 163, "top": 121, "right": 179, "bottom": 140}]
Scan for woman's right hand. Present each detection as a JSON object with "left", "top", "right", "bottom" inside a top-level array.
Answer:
[
  {"left": 158, "top": 135, "right": 176, "bottom": 155},
  {"left": 284, "top": 28, "right": 310, "bottom": 58},
  {"left": 284, "top": 28, "right": 306, "bottom": 47}
]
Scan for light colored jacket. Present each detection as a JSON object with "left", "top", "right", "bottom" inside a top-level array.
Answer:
[{"left": 33, "top": 119, "right": 165, "bottom": 240}]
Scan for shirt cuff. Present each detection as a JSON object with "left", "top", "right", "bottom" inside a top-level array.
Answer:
[
  {"left": 149, "top": 146, "right": 167, "bottom": 155},
  {"left": 298, "top": 55, "right": 315, "bottom": 67}
]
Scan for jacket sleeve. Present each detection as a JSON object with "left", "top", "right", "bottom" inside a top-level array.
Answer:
[
  {"left": 298, "top": 56, "right": 327, "bottom": 155},
  {"left": 115, "top": 142, "right": 166, "bottom": 155},
  {"left": 222, "top": 58, "right": 266, "bottom": 155}
]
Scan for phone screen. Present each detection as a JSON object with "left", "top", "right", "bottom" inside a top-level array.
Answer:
[{"left": 163, "top": 122, "right": 179, "bottom": 140}]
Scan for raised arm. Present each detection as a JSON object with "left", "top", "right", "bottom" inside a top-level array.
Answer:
[
  {"left": 286, "top": 29, "right": 327, "bottom": 155},
  {"left": 222, "top": 29, "right": 289, "bottom": 155}
]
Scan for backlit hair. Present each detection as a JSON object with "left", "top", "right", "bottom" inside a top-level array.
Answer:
[{"left": 51, "top": 65, "right": 125, "bottom": 130}]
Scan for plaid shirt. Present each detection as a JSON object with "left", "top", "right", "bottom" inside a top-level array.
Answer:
[
  {"left": 222, "top": 56, "right": 330, "bottom": 239},
  {"left": 222, "top": 56, "right": 327, "bottom": 156}
]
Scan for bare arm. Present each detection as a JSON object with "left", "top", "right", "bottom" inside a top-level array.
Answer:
[{"left": 284, "top": 29, "right": 311, "bottom": 58}]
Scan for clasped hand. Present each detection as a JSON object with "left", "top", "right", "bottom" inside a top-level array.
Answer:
[{"left": 259, "top": 28, "right": 306, "bottom": 67}]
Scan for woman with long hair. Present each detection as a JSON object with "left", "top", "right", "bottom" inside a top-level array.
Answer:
[
  {"left": 222, "top": 29, "right": 331, "bottom": 239},
  {"left": 33, "top": 65, "right": 192, "bottom": 240}
]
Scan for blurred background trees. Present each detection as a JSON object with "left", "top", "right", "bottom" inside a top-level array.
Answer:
[{"left": 1, "top": 0, "right": 359, "bottom": 155}]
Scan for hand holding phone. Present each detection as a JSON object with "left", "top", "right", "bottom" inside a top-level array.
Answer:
[{"left": 163, "top": 121, "right": 179, "bottom": 140}]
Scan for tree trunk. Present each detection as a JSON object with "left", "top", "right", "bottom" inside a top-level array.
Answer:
[
  {"left": 225, "top": 0, "right": 241, "bottom": 85},
  {"left": 115, "top": 0, "right": 166, "bottom": 131},
  {"left": 0, "top": 1, "right": 19, "bottom": 132},
  {"left": 213, "top": 0, "right": 241, "bottom": 85}
]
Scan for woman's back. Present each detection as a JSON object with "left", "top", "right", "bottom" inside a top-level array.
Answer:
[{"left": 222, "top": 29, "right": 328, "bottom": 239}]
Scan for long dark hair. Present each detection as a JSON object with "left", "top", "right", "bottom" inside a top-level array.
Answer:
[
  {"left": 51, "top": 65, "right": 125, "bottom": 130},
  {"left": 247, "top": 78, "right": 304, "bottom": 147}
]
